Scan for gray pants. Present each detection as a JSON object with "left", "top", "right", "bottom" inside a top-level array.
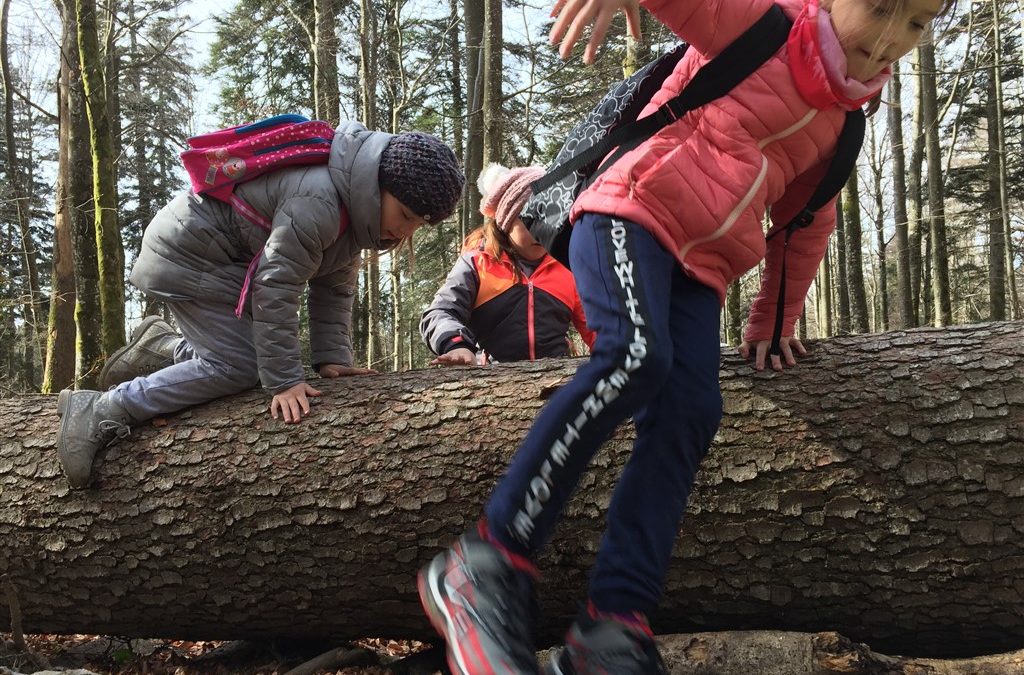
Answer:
[{"left": 113, "top": 299, "right": 259, "bottom": 420}]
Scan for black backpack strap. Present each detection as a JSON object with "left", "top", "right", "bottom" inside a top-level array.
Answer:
[
  {"left": 767, "top": 108, "right": 866, "bottom": 356},
  {"left": 531, "top": 4, "right": 792, "bottom": 194}
]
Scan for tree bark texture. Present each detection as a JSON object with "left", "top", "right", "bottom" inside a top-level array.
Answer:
[{"left": 1, "top": 322, "right": 1022, "bottom": 658}]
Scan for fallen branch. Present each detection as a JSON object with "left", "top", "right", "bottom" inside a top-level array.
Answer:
[
  {"left": 1, "top": 580, "right": 50, "bottom": 671},
  {"left": 659, "top": 631, "right": 1024, "bottom": 674},
  {"left": 282, "top": 646, "right": 375, "bottom": 675}
]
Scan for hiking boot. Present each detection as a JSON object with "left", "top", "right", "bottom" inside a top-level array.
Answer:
[
  {"left": 56, "top": 389, "right": 135, "bottom": 489},
  {"left": 545, "top": 613, "right": 668, "bottom": 675},
  {"left": 418, "top": 527, "right": 541, "bottom": 674},
  {"left": 99, "top": 315, "right": 179, "bottom": 389}
]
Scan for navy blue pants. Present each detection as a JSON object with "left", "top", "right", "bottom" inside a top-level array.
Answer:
[{"left": 485, "top": 214, "right": 723, "bottom": 615}]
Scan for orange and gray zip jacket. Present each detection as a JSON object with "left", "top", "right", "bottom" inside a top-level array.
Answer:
[{"left": 420, "top": 248, "right": 596, "bottom": 362}]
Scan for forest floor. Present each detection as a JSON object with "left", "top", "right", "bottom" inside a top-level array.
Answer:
[
  {"left": 7, "top": 630, "right": 1024, "bottom": 675},
  {"left": 0, "top": 634, "right": 446, "bottom": 675}
]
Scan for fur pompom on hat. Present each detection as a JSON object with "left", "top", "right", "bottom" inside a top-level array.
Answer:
[
  {"left": 478, "top": 164, "right": 545, "bottom": 233},
  {"left": 379, "top": 132, "right": 465, "bottom": 223}
]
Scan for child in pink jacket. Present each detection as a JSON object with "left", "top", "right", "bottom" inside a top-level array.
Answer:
[{"left": 419, "top": 0, "right": 953, "bottom": 672}]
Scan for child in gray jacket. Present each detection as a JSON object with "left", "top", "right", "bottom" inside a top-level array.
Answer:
[{"left": 56, "top": 121, "right": 464, "bottom": 489}]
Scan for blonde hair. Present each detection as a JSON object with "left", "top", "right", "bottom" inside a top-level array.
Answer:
[
  {"left": 463, "top": 219, "right": 526, "bottom": 282},
  {"left": 864, "top": 0, "right": 957, "bottom": 116}
]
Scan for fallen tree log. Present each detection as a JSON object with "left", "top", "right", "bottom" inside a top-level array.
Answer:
[{"left": 0, "top": 321, "right": 1022, "bottom": 657}]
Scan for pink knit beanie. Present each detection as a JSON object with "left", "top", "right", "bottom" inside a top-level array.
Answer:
[{"left": 478, "top": 164, "right": 545, "bottom": 232}]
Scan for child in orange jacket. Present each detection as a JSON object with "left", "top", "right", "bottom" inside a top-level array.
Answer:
[{"left": 421, "top": 165, "right": 595, "bottom": 366}]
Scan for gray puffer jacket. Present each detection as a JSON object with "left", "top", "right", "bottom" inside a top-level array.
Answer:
[{"left": 131, "top": 121, "right": 394, "bottom": 393}]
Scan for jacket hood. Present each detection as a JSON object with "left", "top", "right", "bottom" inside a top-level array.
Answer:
[{"left": 328, "top": 121, "right": 395, "bottom": 250}]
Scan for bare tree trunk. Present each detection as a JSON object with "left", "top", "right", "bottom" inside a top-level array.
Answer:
[
  {"left": 447, "top": 0, "right": 466, "bottom": 243},
  {"left": 1, "top": 0, "right": 43, "bottom": 389},
  {"left": 909, "top": 52, "right": 926, "bottom": 326},
  {"left": 918, "top": 31, "right": 952, "bottom": 326},
  {"left": 816, "top": 246, "right": 832, "bottom": 337},
  {"left": 313, "top": 0, "right": 341, "bottom": 126},
  {"left": 391, "top": 261, "right": 402, "bottom": 371},
  {"left": 623, "top": 35, "right": 638, "bottom": 78},
  {"left": 834, "top": 196, "right": 851, "bottom": 334},
  {"left": 481, "top": 0, "right": 502, "bottom": 166},
  {"left": 841, "top": 171, "right": 869, "bottom": 333},
  {"left": 990, "top": 0, "right": 1019, "bottom": 320},
  {"left": 464, "top": 0, "right": 484, "bottom": 232},
  {"left": 2, "top": 323, "right": 1022, "bottom": 656},
  {"left": 42, "top": 24, "right": 78, "bottom": 393},
  {"left": 76, "top": 0, "right": 126, "bottom": 356},
  {"left": 986, "top": 75, "right": 1007, "bottom": 322},
  {"left": 58, "top": 0, "right": 102, "bottom": 387},
  {"left": 887, "top": 64, "right": 914, "bottom": 329},
  {"left": 869, "top": 136, "right": 888, "bottom": 333},
  {"left": 358, "top": 0, "right": 380, "bottom": 369},
  {"left": 921, "top": 223, "right": 932, "bottom": 324},
  {"left": 725, "top": 281, "right": 741, "bottom": 345}
]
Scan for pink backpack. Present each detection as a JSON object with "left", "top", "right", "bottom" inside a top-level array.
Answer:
[
  {"left": 181, "top": 114, "right": 336, "bottom": 203},
  {"left": 181, "top": 114, "right": 349, "bottom": 318}
]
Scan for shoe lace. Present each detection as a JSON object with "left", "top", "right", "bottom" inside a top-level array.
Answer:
[{"left": 96, "top": 419, "right": 132, "bottom": 441}]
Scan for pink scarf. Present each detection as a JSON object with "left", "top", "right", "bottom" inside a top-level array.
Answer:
[{"left": 787, "top": 0, "right": 891, "bottom": 110}]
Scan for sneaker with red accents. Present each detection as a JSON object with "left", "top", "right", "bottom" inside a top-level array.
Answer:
[
  {"left": 418, "top": 527, "right": 540, "bottom": 674},
  {"left": 545, "top": 610, "right": 668, "bottom": 675}
]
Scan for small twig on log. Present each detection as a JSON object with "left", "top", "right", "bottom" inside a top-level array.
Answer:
[
  {"left": 1, "top": 577, "right": 51, "bottom": 670},
  {"left": 282, "top": 646, "right": 376, "bottom": 675}
]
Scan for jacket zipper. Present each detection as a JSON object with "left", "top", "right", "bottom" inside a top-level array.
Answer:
[{"left": 527, "top": 280, "right": 536, "bottom": 360}]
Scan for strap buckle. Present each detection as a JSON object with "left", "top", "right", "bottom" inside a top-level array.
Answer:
[
  {"left": 788, "top": 208, "right": 815, "bottom": 231},
  {"left": 654, "top": 101, "right": 682, "bottom": 127}
]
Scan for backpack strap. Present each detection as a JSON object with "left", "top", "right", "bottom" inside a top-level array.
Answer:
[
  {"left": 766, "top": 108, "right": 866, "bottom": 356},
  {"left": 532, "top": 4, "right": 792, "bottom": 194}
]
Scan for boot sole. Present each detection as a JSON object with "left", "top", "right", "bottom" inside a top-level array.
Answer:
[
  {"left": 55, "top": 389, "right": 87, "bottom": 489},
  {"left": 57, "top": 388, "right": 70, "bottom": 419},
  {"left": 98, "top": 315, "right": 167, "bottom": 389},
  {"left": 418, "top": 557, "right": 476, "bottom": 675},
  {"left": 541, "top": 650, "right": 566, "bottom": 675}
]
